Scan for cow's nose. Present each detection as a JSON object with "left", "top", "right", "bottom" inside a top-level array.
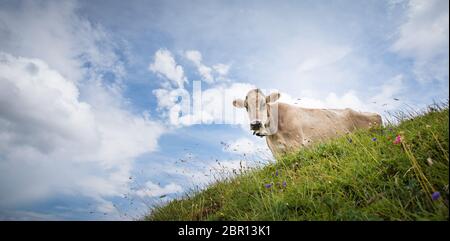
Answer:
[{"left": 250, "top": 121, "right": 262, "bottom": 130}]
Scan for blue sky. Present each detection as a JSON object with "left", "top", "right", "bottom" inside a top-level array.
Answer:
[{"left": 0, "top": 0, "right": 448, "bottom": 220}]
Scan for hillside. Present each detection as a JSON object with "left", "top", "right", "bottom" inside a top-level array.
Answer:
[{"left": 145, "top": 103, "right": 449, "bottom": 221}]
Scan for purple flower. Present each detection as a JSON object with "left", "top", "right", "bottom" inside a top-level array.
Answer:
[
  {"left": 372, "top": 137, "right": 377, "bottom": 142},
  {"left": 264, "top": 184, "right": 272, "bottom": 189},
  {"left": 275, "top": 170, "right": 279, "bottom": 177},
  {"left": 282, "top": 181, "right": 287, "bottom": 188},
  {"left": 432, "top": 191, "right": 441, "bottom": 201}
]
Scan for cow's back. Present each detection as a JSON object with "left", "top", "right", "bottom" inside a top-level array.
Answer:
[
  {"left": 299, "top": 108, "right": 353, "bottom": 140},
  {"left": 266, "top": 104, "right": 381, "bottom": 157}
]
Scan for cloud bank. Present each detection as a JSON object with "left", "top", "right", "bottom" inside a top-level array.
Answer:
[{"left": 0, "top": 1, "right": 164, "bottom": 220}]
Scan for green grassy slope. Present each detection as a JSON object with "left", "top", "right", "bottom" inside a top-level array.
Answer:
[{"left": 146, "top": 104, "right": 449, "bottom": 221}]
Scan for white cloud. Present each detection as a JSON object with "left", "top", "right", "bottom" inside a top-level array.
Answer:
[
  {"left": 278, "top": 90, "right": 368, "bottom": 112},
  {"left": 370, "top": 74, "right": 405, "bottom": 110},
  {"left": 149, "top": 49, "right": 187, "bottom": 88},
  {"left": 185, "top": 50, "right": 214, "bottom": 83},
  {"left": 295, "top": 46, "right": 351, "bottom": 74},
  {"left": 152, "top": 88, "right": 192, "bottom": 126},
  {"left": 0, "top": 1, "right": 126, "bottom": 83},
  {"left": 135, "top": 181, "right": 183, "bottom": 198},
  {"left": 185, "top": 82, "right": 254, "bottom": 125},
  {"left": 154, "top": 82, "right": 255, "bottom": 126},
  {"left": 184, "top": 50, "right": 231, "bottom": 83},
  {"left": 151, "top": 49, "right": 245, "bottom": 128},
  {"left": 276, "top": 76, "right": 406, "bottom": 119},
  {"left": 0, "top": 1, "right": 166, "bottom": 219},
  {"left": 391, "top": 0, "right": 449, "bottom": 83},
  {"left": 213, "top": 63, "right": 231, "bottom": 76},
  {"left": 392, "top": 0, "right": 448, "bottom": 59},
  {"left": 185, "top": 50, "right": 202, "bottom": 63},
  {"left": 0, "top": 53, "right": 164, "bottom": 213}
]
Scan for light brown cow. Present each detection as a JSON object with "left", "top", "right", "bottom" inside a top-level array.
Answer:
[{"left": 233, "top": 89, "right": 382, "bottom": 158}]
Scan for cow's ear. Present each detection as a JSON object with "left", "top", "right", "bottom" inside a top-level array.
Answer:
[
  {"left": 266, "top": 92, "right": 280, "bottom": 103},
  {"left": 233, "top": 99, "right": 245, "bottom": 108}
]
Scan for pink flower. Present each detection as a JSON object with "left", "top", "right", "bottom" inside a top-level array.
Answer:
[{"left": 393, "top": 135, "right": 402, "bottom": 145}]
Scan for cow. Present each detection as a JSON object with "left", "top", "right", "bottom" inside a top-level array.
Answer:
[{"left": 233, "top": 89, "right": 382, "bottom": 158}]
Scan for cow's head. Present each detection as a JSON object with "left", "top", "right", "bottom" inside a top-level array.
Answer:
[{"left": 233, "top": 89, "right": 280, "bottom": 137}]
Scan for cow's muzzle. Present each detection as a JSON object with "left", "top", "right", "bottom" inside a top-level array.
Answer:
[{"left": 250, "top": 120, "right": 262, "bottom": 130}]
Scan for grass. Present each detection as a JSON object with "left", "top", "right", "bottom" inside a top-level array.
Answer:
[{"left": 145, "top": 102, "right": 449, "bottom": 221}]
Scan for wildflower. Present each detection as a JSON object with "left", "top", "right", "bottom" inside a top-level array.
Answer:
[
  {"left": 393, "top": 135, "right": 402, "bottom": 144},
  {"left": 372, "top": 137, "right": 377, "bottom": 142},
  {"left": 427, "top": 157, "right": 434, "bottom": 166},
  {"left": 348, "top": 138, "right": 353, "bottom": 143},
  {"left": 264, "top": 183, "right": 272, "bottom": 189},
  {"left": 432, "top": 191, "right": 441, "bottom": 201},
  {"left": 275, "top": 170, "right": 279, "bottom": 177},
  {"left": 282, "top": 181, "right": 287, "bottom": 187}
]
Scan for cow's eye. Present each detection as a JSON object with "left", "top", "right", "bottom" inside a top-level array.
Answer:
[{"left": 244, "top": 102, "right": 248, "bottom": 110}]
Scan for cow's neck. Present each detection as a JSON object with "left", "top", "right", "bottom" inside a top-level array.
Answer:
[{"left": 265, "top": 103, "right": 279, "bottom": 136}]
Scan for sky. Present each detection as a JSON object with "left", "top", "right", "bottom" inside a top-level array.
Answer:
[{"left": 0, "top": 0, "right": 448, "bottom": 220}]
